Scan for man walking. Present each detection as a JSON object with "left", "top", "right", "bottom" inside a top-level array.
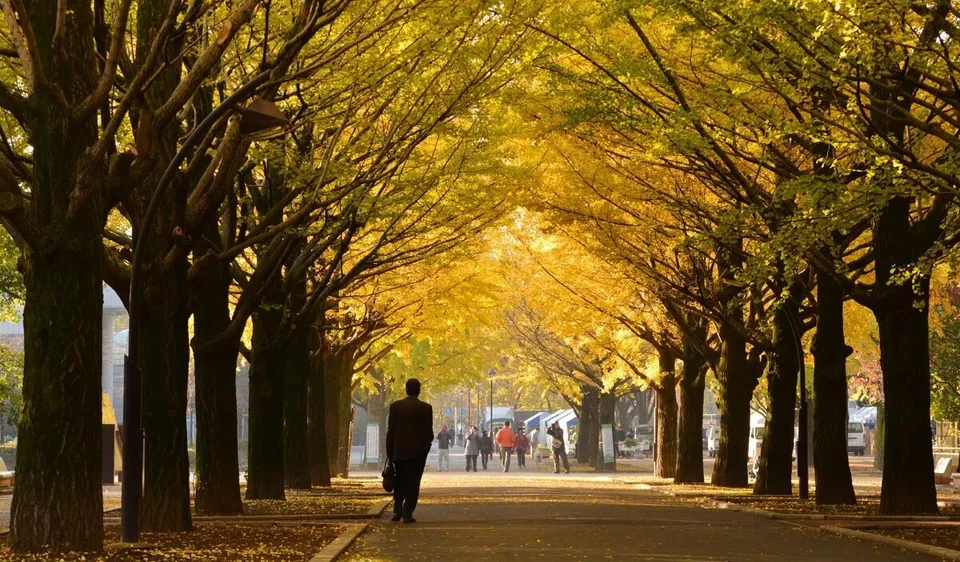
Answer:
[
  {"left": 496, "top": 421, "right": 516, "bottom": 472},
  {"left": 386, "top": 379, "right": 434, "bottom": 523},
  {"left": 547, "top": 420, "right": 570, "bottom": 474},
  {"left": 437, "top": 424, "right": 452, "bottom": 472}
]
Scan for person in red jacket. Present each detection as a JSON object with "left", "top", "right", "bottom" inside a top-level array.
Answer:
[
  {"left": 495, "top": 421, "right": 516, "bottom": 472},
  {"left": 514, "top": 427, "right": 530, "bottom": 469}
]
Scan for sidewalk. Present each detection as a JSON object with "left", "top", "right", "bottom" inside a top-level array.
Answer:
[{"left": 342, "top": 473, "right": 937, "bottom": 561}]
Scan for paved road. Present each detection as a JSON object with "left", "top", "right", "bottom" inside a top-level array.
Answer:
[{"left": 343, "top": 474, "right": 935, "bottom": 561}]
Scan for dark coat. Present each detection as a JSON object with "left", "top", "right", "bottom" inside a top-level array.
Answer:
[
  {"left": 386, "top": 396, "right": 434, "bottom": 461},
  {"left": 479, "top": 435, "right": 494, "bottom": 453}
]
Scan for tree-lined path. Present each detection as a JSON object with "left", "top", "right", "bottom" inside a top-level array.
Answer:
[{"left": 343, "top": 475, "right": 934, "bottom": 561}]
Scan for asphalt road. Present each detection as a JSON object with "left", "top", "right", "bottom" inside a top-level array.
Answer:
[{"left": 343, "top": 473, "right": 935, "bottom": 561}]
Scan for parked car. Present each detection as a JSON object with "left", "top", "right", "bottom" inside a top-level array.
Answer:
[{"left": 847, "top": 421, "right": 866, "bottom": 455}]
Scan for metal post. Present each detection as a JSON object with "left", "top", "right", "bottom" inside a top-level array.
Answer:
[
  {"left": 120, "top": 69, "right": 274, "bottom": 543},
  {"left": 489, "top": 380, "right": 494, "bottom": 432}
]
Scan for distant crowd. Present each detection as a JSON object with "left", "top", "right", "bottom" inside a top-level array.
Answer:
[{"left": 434, "top": 420, "right": 571, "bottom": 474}]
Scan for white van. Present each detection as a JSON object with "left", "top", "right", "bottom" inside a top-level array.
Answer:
[
  {"left": 748, "top": 425, "right": 766, "bottom": 460},
  {"left": 847, "top": 421, "right": 866, "bottom": 455}
]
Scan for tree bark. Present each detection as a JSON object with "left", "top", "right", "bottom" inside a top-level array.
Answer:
[
  {"left": 676, "top": 323, "right": 707, "bottom": 484},
  {"left": 139, "top": 250, "right": 192, "bottom": 531},
  {"left": 875, "top": 278, "right": 937, "bottom": 514},
  {"left": 577, "top": 385, "right": 599, "bottom": 465},
  {"left": 711, "top": 322, "right": 756, "bottom": 488},
  {"left": 12, "top": 236, "right": 105, "bottom": 552},
  {"left": 246, "top": 283, "right": 286, "bottom": 499},
  {"left": 655, "top": 349, "right": 678, "bottom": 479},
  {"left": 283, "top": 280, "right": 311, "bottom": 489},
  {"left": 191, "top": 238, "right": 243, "bottom": 514},
  {"left": 811, "top": 270, "right": 856, "bottom": 505},
  {"left": 754, "top": 293, "right": 800, "bottom": 496},
  {"left": 308, "top": 333, "right": 332, "bottom": 486},
  {"left": 874, "top": 404, "right": 885, "bottom": 471}
]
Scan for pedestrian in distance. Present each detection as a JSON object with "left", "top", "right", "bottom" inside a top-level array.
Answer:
[
  {"left": 479, "top": 429, "right": 493, "bottom": 470},
  {"left": 496, "top": 420, "right": 516, "bottom": 472},
  {"left": 464, "top": 425, "right": 480, "bottom": 472},
  {"left": 437, "top": 424, "right": 453, "bottom": 472},
  {"left": 386, "top": 378, "right": 434, "bottom": 523},
  {"left": 546, "top": 420, "right": 570, "bottom": 474},
  {"left": 515, "top": 427, "right": 529, "bottom": 469}
]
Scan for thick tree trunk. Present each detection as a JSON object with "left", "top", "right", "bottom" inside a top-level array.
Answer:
[
  {"left": 284, "top": 326, "right": 311, "bottom": 489},
  {"left": 754, "top": 293, "right": 800, "bottom": 496},
  {"left": 595, "top": 391, "right": 617, "bottom": 472},
  {"left": 12, "top": 239, "right": 105, "bottom": 552},
  {"left": 675, "top": 320, "right": 707, "bottom": 484},
  {"left": 811, "top": 271, "right": 856, "bottom": 505},
  {"left": 140, "top": 259, "right": 192, "bottom": 531},
  {"left": 336, "top": 379, "right": 353, "bottom": 476},
  {"left": 323, "top": 351, "right": 349, "bottom": 477},
  {"left": 246, "top": 289, "right": 286, "bottom": 499},
  {"left": 875, "top": 284, "right": 937, "bottom": 514},
  {"left": 577, "top": 385, "right": 599, "bottom": 465},
  {"left": 712, "top": 323, "right": 755, "bottom": 488},
  {"left": 308, "top": 349, "right": 332, "bottom": 487},
  {"left": 283, "top": 279, "right": 311, "bottom": 489},
  {"left": 655, "top": 350, "right": 678, "bottom": 479},
  {"left": 191, "top": 245, "right": 243, "bottom": 514},
  {"left": 10, "top": 0, "right": 105, "bottom": 552}
]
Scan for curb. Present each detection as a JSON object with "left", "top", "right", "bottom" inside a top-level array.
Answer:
[
  {"left": 710, "top": 500, "right": 960, "bottom": 522},
  {"left": 308, "top": 523, "right": 368, "bottom": 562},
  {"left": 365, "top": 497, "right": 392, "bottom": 518},
  {"left": 104, "top": 512, "right": 378, "bottom": 523},
  {"left": 818, "top": 525, "right": 960, "bottom": 561}
]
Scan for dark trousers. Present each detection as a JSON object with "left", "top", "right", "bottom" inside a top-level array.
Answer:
[
  {"left": 393, "top": 452, "right": 428, "bottom": 518},
  {"left": 465, "top": 455, "right": 478, "bottom": 471},
  {"left": 481, "top": 451, "right": 490, "bottom": 469},
  {"left": 553, "top": 447, "right": 570, "bottom": 473},
  {"left": 517, "top": 450, "right": 526, "bottom": 467},
  {"left": 501, "top": 447, "right": 513, "bottom": 471}
]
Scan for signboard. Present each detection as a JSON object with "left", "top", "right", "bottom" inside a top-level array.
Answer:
[
  {"left": 366, "top": 423, "right": 380, "bottom": 465},
  {"left": 601, "top": 424, "right": 615, "bottom": 463}
]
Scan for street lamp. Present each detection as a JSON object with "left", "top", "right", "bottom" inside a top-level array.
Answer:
[
  {"left": 488, "top": 368, "right": 496, "bottom": 432},
  {"left": 120, "top": 69, "right": 287, "bottom": 544}
]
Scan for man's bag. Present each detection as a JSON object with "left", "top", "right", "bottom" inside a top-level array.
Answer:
[{"left": 382, "top": 460, "right": 396, "bottom": 493}]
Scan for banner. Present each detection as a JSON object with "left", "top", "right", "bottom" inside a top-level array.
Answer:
[
  {"left": 366, "top": 423, "right": 380, "bottom": 464},
  {"left": 601, "top": 424, "right": 615, "bottom": 463}
]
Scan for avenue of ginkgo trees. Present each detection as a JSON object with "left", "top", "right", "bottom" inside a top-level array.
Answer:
[{"left": 0, "top": 0, "right": 958, "bottom": 555}]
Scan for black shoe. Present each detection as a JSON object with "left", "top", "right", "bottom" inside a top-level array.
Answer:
[
  {"left": 391, "top": 514, "right": 402, "bottom": 522},
  {"left": 553, "top": 470, "right": 559, "bottom": 474},
  {"left": 402, "top": 517, "right": 417, "bottom": 523},
  {"left": 565, "top": 470, "right": 570, "bottom": 474}
]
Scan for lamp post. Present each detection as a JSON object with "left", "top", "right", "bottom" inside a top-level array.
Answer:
[
  {"left": 488, "top": 368, "right": 496, "bottom": 432},
  {"left": 120, "top": 69, "right": 287, "bottom": 543}
]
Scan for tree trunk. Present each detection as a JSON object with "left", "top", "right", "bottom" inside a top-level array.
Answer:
[
  {"left": 283, "top": 287, "right": 311, "bottom": 489},
  {"left": 12, "top": 236, "right": 105, "bottom": 552},
  {"left": 875, "top": 283, "right": 937, "bottom": 514},
  {"left": 246, "top": 292, "right": 286, "bottom": 499},
  {"left": 676, "top": 324, "right": 706, "bottom": 484},
  {"left": 336, "top": 379, "right": 353, "bottom": 476},
  {"left": 577, "top": 385, "right": 599, "bottom": 465},
  {"left": 712, "top": 323, "right": 755, "bottom": 488},
  {"left": 191, "top": 238, "right": 243, "bottom": 514},
  {"left": 754, "top": 293, "right": 800, "bottom": 496},
  {"left": 308, "top": 344, "right": 332, "bottom": 487},
  {"left": 140, "top": 255, "right": 192, "bottom": 531},
  {"left": 9, "top": 0, "right": 106, "bottom": 552},
  {"left": 595, "top": 391, "right": 617, "bottom": 472},
  {"left": 655, "top": 349, "right": 678, "bottom": 479},
  {"left": 811, "top": 270, "right": 856, "bottom": 505},
  {"left": 323, "top": 351, "right": 349, "bottom": 477},
  {"left": 367, "top": 385, "right": 388, "bottom": 465}
]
